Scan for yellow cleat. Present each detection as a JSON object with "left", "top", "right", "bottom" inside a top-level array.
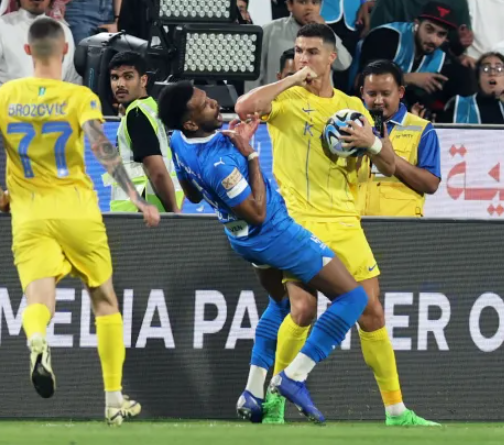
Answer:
[
  {"left": 106, "top": 396, "right": 142, "bottom": 426},
  {"left": 29, "top": 336, "right": 56, "bottom": 399}
]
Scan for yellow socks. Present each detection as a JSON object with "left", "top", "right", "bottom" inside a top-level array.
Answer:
[
  {"left": 273, "top": 314, "right": 310, "bottom": 375},
  {"left": 96, "top": 313, "right": 125, "bottom": 392},
  {"left": 22, "top": 303, "right": 51, "bottom": 340},
  {"left": 359, "top": 327, "right": 403, "bottom": 407}
]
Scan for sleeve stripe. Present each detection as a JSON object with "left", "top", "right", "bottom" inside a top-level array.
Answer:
[{"left": 226, "top": 177, "right": 249, "bottom": 199}]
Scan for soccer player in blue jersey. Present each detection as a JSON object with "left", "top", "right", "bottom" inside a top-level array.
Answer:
[{"left": 158, "top": 81, "right": 368, "bottom": 423}]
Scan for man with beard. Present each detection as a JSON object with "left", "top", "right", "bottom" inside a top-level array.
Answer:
[
  {"left": 441, "top": 52, "right": 504, "bottom": 124},
  {"left": 158, "top": 80, "right": 371, "bottom": 424},
  {"left": 355, "top": 1, "right": 475, "bottom": 111},
  {"left": 108, "top": 51, "right": 182, "bottom": 212},
  {"left": 359, "top": 60, "right": 441, "bottom": 217}
]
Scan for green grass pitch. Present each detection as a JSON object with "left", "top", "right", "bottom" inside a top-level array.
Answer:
[{"left": 1, "top": 421, "right": 503, "bottom": 445}]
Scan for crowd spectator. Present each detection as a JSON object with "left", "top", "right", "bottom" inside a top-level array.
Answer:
[
  {"left": 246, "top": 0, "right": 352, "bottom": 90},
  {"left": 0, "top": 0, "right": 81, "bottom": 85},
  {"left": 4, "top": 0, "right": 68, "bottom": 20},
  {"left": 64, "top": 0, "right": 120, "bottom": 45},
  {"left": 369, "top": 0, "right": 473, "bottom": 59},
  {"left": 355, "top": 2, "right": 476, "bottom": 113},
  {"left": 440, "top": 52, "right": 504, "bottom": 124}
]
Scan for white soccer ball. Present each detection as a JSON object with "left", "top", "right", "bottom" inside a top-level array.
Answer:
[{"left": 322, "top": 109, "right": 367, "bottom": 158}]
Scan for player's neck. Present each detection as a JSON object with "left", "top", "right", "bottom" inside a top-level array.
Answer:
[
  {"left": 33, "top": 60, "right": 63, "bottom": 81},
  {"left": 191, "top": 129, "right": 216, "bottom": 139},
  {"left": 304, "top": 75, "right": 334, "bottom": 98}
]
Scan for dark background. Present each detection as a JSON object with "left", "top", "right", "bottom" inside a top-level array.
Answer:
[{"left": 0, "top": 215, "right": 503, "bottom": 420}]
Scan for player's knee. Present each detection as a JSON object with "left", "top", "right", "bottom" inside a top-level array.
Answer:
[
  {"left": 88, "top": 280, "right": 119, "bottom": 316},
  {"left": 358, "top": 298, "right": 385, "bottom": 331},
  {"left": 290, "top": 296, "right": 317, "bottom": 327}
]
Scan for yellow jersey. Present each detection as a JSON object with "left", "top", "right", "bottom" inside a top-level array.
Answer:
[
  {"left": 0, "top": 78, "right": 103, "bottom": 226},
  {"left": 264, "top": 86, "right": 373, "bottom": 222}
]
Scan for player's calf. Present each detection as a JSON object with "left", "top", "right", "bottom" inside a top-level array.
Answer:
[{"left": 270, "top": 257, "right": 369, "bottom": 423}]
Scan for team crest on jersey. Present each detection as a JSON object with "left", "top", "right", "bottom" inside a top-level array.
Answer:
[{"left": 221, "top": 168, "right": 243, "bottom": 190}]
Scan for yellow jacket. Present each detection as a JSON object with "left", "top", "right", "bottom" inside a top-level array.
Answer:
[{"left": 359, "top": 109, "right": 432, "bottom": 217}]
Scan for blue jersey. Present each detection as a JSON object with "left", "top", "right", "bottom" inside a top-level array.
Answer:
[
  {"left": 170, "top": 130, "right": 335, "bottom": 283},
  {"left": 170, "top": 130, "right": 291, "bottom": 245}
]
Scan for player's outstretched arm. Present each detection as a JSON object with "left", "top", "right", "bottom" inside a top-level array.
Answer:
[
  {"left": 83, "top": 119, "right": 160, "bottom": 227},
  {"left": 235, "top": 66, "right": 317, "bottom": 120}
]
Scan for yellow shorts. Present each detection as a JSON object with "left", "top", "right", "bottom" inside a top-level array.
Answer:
[
  {"left": 285, "top": 219, "right": 380, "bottom": 283},
  {"left": 12, "top": 219, "right": 113, "bottom": 291}
]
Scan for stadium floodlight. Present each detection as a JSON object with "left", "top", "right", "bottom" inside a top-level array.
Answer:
[
  {"left": 172, "top": 24, "right": 263, "bottom": 80},
  {"left": 159, "top": 0, "right": 238, "bottom": 23}
]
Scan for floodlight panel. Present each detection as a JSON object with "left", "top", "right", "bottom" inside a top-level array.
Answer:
[
  {"left": 173, "top": 24, "right": 263, "bottom": 80},
  {"left": 159, "top": 0, "right": 237, "bottom": 23}
]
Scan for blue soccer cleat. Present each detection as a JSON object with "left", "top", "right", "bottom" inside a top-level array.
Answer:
[
  {"left": 236, "top": 390, "right": 263, "bottom": 423},
  {"left": 269, "top": 371, "right": 326, "bottom": 424}
]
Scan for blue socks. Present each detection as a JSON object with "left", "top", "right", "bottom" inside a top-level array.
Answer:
[
  {"left": 251, "top": 297, "right": 290, "bottom": 370},
  {"left": 301, "top": 286, "right": 368, "bottom": 363}
]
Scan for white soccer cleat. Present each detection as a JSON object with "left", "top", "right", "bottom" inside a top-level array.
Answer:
[
  {"left": 106, "top": 396, "right": 142, "bottom": 426},
  {"left": 29, "top": 336, "right": 56, "bottom": 399}
]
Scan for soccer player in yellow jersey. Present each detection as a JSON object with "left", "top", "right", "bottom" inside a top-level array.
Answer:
[
  {"left": 236, "top": 23, "right": 438, "bottom": 426},
  {"left": 0, "top": 18, "right": 160, "bottom": 425}
]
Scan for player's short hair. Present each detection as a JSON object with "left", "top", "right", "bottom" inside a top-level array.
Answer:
[
  {"left": 360, "top": 59, "right": 405, "bottom": 87},
  {"left": 296, "top": 23, "right": 336, "bottom": 49},
  {"left": 279, "top": 48, "right": 295, "bottom": 72},
  {"left": 158, "top": 81, "right": 194, "bottom": 131},
  {"left": 109, "top": 51, "right": 147, "bottom": 76},
  {"left": 28, "top": 17, "right": 65, "bottom": 58}
]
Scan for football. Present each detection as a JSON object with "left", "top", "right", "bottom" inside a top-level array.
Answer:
[{"left": 322, "top": 109, "right": 367, "bottom": 158}]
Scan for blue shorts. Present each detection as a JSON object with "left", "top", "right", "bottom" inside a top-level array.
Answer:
[{"left": 230, "top": 221, "right": 335, "bottom": 283}]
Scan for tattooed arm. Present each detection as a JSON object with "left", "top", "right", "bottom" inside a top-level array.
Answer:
[{"left": 82, "top": 119, "right": 160, "bottom": 227}]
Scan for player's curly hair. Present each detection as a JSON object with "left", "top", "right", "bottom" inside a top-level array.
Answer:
[{"left": 157, "top": 81, "right": 194, "bottom": 131}]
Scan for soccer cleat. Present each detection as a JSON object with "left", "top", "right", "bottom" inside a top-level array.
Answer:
[
  {"left": 386, "top": 409, "right": 441, "bottom": 426},
  {"left": 236, "top": 390, "right": 263, "bottom": 423},
  {"left": 106, "top": 396, "right": 142, "bottom": 427},
  {"left": 269, "top": 371, "right": 325, "bottom": 424},
  {"left": 29, "top": 336, "right": 56, "bottom": 399},
  {"left": 262, "top": 388, "right": 286, "bottom": 424}
]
